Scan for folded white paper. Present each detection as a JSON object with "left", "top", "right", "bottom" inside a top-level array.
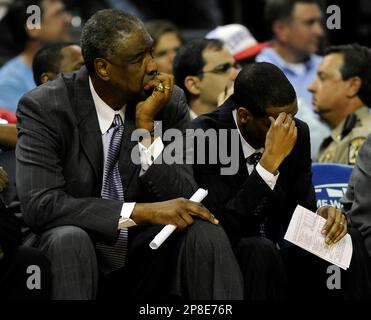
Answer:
[
  {"left": 149, "top": 188, "right": 208, "bottom": 250},
  {"left": 284, "top": 205, "right": 353, "bottom": 270}
]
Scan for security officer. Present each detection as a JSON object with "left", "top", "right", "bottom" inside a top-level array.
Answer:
[{"left": 308, "top": 44, "right": 371, "bottom": 165}]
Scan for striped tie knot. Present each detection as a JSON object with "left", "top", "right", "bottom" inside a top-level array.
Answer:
[
  {"left": 113, "top": 114, "right": 123, "bottom": 127},
  {"left": 246, "top": 152, "right": 262, "bottom": 167}
]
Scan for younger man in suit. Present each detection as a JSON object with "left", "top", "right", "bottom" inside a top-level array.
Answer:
[{"left": 190, "top": 62, "right": 371, "bottom": 299}]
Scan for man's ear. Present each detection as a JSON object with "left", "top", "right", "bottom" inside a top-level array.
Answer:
[
  {"left": 237, "top": 106, "right": 253, "bottom": 125},
  {"left": 40, "top": 72, "right": 56, "bottom": 84},
  {"left": 94, "top": 58, "right": 110, "bottom": 81},
  {"left": 346, "top": 76, "right": 362, "bottom": 99},
  {"left": 273, "top": 20, "right": 290, "bottom": 43},
  {"left": 184, "top": 76, "right": 201, "bottom": 96}
]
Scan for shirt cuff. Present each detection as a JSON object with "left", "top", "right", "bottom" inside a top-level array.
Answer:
[
  {"left": 138, "top": 137, "right": 164, "bottom": 173},
  {"left": 256, "top": 163, "right": 279, "bottom": 190},
  {"left": 118, "top": 202, "right": 137, "bottom": 228}
]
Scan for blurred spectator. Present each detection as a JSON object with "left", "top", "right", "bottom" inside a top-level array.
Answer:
[
  {"left": 0, "top": 108, "right": 17, "bottom": 124},
  {"left": 63, "top": 0, "right": 223, "bottom": 30},
  {"left": 309, "top": 44, "right": 371, "bottom": 165},
  {"left": 0, "top": 0, "right": 72, "bottom": 114},
  {"left": 33, "top": 42, "right": 83, "bottom": 85},
  {"left": 173, "top": 39, "right": 239, "bottom": 119},
  {"left": 256, "top": 0, "right": 330, "bottom": 160},
  {"left": 145, "top": 20, "right": 183, "bottom": 75},
  {"left": 206, "top": 24, "right": 271, "bottom": 67},
  {"left": 0, "top": 123, "right": 17, "bottom": 149}
]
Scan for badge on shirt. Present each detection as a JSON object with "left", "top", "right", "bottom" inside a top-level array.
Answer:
[{"left": 349, "top": 137, "right": 366, "bottom": 164}]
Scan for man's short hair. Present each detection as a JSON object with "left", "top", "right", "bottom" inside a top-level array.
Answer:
[
  {"left": 173, "top": 38, "right": 224, "bottom": 100},
  {"left": 233, "top": 62, "right": 296, "bottom": 116},
  {"left": 32, "top": 42, "right": 76, "bottom": 85},
  {"left": 144, "top": 20, "right": 183, "bottom": 48},
  {"left": 265, "top": 0, "right": 321, "bottom": 35},
  {"left": 325, "top": 44, "right": 371, "bottom": 107},
  {"left": 6, "top": 0, "right": 44, "bottom": 50},
  {"left": 80, "top": 9, "right": 145, "bottom": 74}
]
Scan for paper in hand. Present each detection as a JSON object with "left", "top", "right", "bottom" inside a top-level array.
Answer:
[{"left": 284, "top": 205, "right": 353, "bottom": 270}]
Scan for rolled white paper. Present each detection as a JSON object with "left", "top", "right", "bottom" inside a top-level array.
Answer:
[{"left": 149, "top": 188, "right": 208, "bottom": 250}]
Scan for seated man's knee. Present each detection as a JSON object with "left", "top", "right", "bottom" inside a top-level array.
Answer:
[
  {"left": 38, "top": 226, "right": 94, "bottom": 256},
  {"left": 184, "top": 219, "right": 231, "bottom": 251},
  {"left": 237, "top": 237, "right": 280, "bottom": 260}
]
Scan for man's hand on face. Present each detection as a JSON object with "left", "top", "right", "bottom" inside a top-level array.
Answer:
[
  {"left": 131, "top": 198, "right": 219, "bottom": 230},
  {"left": 317, "top": 206, "right": 348, "bottom": 245},
  {"left": 260, "top": 112, "right": 298, "bottom": 174},
  {"left": 0, "top": 167, "right": 8, "bottom": 192},
  {"left": 136, "top": 73, "right": 174, "bottom": 131}
]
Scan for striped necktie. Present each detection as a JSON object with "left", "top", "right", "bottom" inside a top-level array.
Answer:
[
  {"left": 95, "top": 114, "right": 128, "bottom": 274},
  {"left": 246, "top": 151, "right": 267, "bottom": 237}
]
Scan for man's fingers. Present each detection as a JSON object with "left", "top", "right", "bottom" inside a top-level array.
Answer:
[
  {"left": 268, "top": 116, "right": 275, "bottom": 127},
  {"left": 333, "top": 225, "right": 348, "bottom": 244},
  {"left": 325, "top": 211, "right": 342, "bottom": 245},
  {"left": 186, "top": 201, "right": 218, "bottom": 224},
  {"left": 173, "top": 216, "right": 188, "bottom": 230},
  {"left": 144, "top": 79, "right": 161, "bottom": 91},
  {"left": 289, "top": 120, "right": 296, "bottom": 133},
  {"left": 180, "top": 211, "right": 194, "bottom": 226},
  {"left": 282, "top": 113, "right": 292, "bottom": 127},
  {"left": 333, "top": 215, "right": 347, "bottom": 244},
  {"left": 274, "top": 112, "right": 287, "bottom": 126},
  {"left": 322, "top": 207, "right": 336, "bottom": 235},
  {"left": 293, "top": 126, "right": 298, "bottom": 141}
]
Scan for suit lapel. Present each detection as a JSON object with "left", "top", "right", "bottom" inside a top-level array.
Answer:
[
  {"left": 71, "top": 67, "right": 104, "bottom": 193},
  {"left": 217, "top": 98, "right": 248, "bottom": 183}
]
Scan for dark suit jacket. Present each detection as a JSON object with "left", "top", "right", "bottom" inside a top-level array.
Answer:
[
  {"left": 342, "top": 134, "right": 371, "bottom": 256},
  {"left": 16, "top": 67, "right": 197, "bottom": 244},
  {"left": 190, "top": 98, "right": 316, "bottom": 244}
]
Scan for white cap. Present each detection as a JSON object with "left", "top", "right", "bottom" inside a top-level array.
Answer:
[{"left": 206, "top": 24, "right": 270, "bottom": 60}]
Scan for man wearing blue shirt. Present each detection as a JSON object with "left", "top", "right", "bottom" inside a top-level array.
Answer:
[
  {"left": 256, "top": 0, "right": 330, "bottom": 159},
  {"left": 0, "top": 0, "right": 71, "bottom": 114}
]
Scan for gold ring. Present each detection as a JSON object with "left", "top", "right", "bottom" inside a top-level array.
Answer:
[
  {"left": 164, "top": 85, "right": 171, "bottom": 90},
  {"left": 154, "top": 82, "right": 165, "bottom": 93}
]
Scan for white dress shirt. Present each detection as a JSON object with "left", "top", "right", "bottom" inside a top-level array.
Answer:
[
  {"left": 89, "top": 77, "right": 164, "bottom": 228},
  {"left": 232, "top": 110, "right": 279, "bottom": 190}
]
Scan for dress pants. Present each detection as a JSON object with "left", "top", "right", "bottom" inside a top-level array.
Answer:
[
  {"left": 30, "top": 220, "right": 244, "bottom": 300},
  {"left": 99, "top": 219, "right": 244, "bottom": 300}
]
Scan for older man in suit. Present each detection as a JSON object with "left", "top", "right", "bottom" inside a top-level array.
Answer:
[{"left": 16, "top": 9, "right": 243, "bottom": 300}]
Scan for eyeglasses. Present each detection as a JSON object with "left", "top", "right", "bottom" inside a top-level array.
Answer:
[{"left": 198, "top": 62, "right": 241, "bottom": 75}]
